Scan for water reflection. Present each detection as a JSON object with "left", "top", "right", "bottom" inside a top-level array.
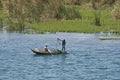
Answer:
[{"left": 0, "top": 31, "right": 120, "bottom": 80}]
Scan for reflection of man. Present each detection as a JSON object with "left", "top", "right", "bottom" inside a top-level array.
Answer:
[{"left": 57, "top": 38, "right": 66, "bottom": 51}]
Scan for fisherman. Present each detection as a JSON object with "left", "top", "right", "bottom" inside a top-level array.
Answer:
[
  {"left": 44, "top": 44, "right": 51, "bottom": 53},
  {"left": 57, "top": 38, "right": 66, "bottom": 52}
]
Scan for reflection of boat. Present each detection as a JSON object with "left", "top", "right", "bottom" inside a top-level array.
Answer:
[
  {"left": 99, "top": 32, "right": 120, "bottom": 40},
  {"left": 31, "top": 48, "right": 67, "bottom": 55}
]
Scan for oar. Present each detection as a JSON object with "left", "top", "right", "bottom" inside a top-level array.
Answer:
[
  {"left": 50, "top": 52, "right": 53, "bottom": 56},
  {"left": 48, "top": 49, "right": 53, "bottom": 56},
  {"left": 49, "top": 51, "right": 53, "bottom": 56}
]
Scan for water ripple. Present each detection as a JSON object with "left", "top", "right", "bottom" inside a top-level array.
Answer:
[{"left": 0, "top": 32, "right": 120, "bottom": 80}]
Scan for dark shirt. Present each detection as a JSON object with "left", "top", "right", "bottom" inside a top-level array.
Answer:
[{"left": 62, "top": 40, "right": 66, "bottom": 45}]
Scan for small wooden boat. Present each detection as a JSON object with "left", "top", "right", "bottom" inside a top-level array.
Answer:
[
  {"left": 99, "top": 36, "right": 120, "bottom": 40},
  {"left": 99, "top": 32, "right": 120, "bottom": 40},
  {"left": 31, "top": 48, "right": 67, "bottom": 55}
]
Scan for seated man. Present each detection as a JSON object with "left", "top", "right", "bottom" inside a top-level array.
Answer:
[{"left": 44, "top": 45, "right": 51, "bottom": 53}]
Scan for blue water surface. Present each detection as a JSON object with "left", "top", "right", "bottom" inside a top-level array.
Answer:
[{"left": 0, "top": 31, "right": 120, "bottom": 80}]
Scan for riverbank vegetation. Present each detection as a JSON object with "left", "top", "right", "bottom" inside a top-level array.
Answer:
[{"left": 0, "top": 0, "right": 120, "bottom": 33}]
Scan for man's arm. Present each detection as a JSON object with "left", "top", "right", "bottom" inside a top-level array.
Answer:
[{"left": 57, "top": 38, "right": 62, "bottom": 41}]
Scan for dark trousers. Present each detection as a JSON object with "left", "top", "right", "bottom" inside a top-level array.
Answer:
[{"left": 62, "top": 45, "right": 65, "bottom": 51}]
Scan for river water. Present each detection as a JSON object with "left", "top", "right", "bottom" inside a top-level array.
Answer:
[{"left": 0, "top": 31, "right": 120, "bottom": 80}]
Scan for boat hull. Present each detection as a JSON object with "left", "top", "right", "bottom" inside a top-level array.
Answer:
[
  {"left": 31, "top": 48, "right": 67, "bottom": 55},
  {"left": 99, "top": 37, "right": 120, "bottom": 40}
]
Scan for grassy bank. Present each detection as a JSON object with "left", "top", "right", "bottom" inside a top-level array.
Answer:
[
  {"left": 27, "top": 20, "right": 120, "bottom": 33},
  {"left": 1, "top": 4, "right": 120, "bottom": 34},
  {"left": 1, "top": 0, "right": 120, "bottom": 34},
  {"left": 0, "top": 10, "right": 6, "bottom": 28},
  {"left": 27, "top": 7, "right": 120, "bottom": 34}
]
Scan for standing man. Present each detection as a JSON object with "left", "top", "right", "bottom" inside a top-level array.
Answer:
[{"left": 57, "top": 38, "right": 66, "bottom": 52}]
